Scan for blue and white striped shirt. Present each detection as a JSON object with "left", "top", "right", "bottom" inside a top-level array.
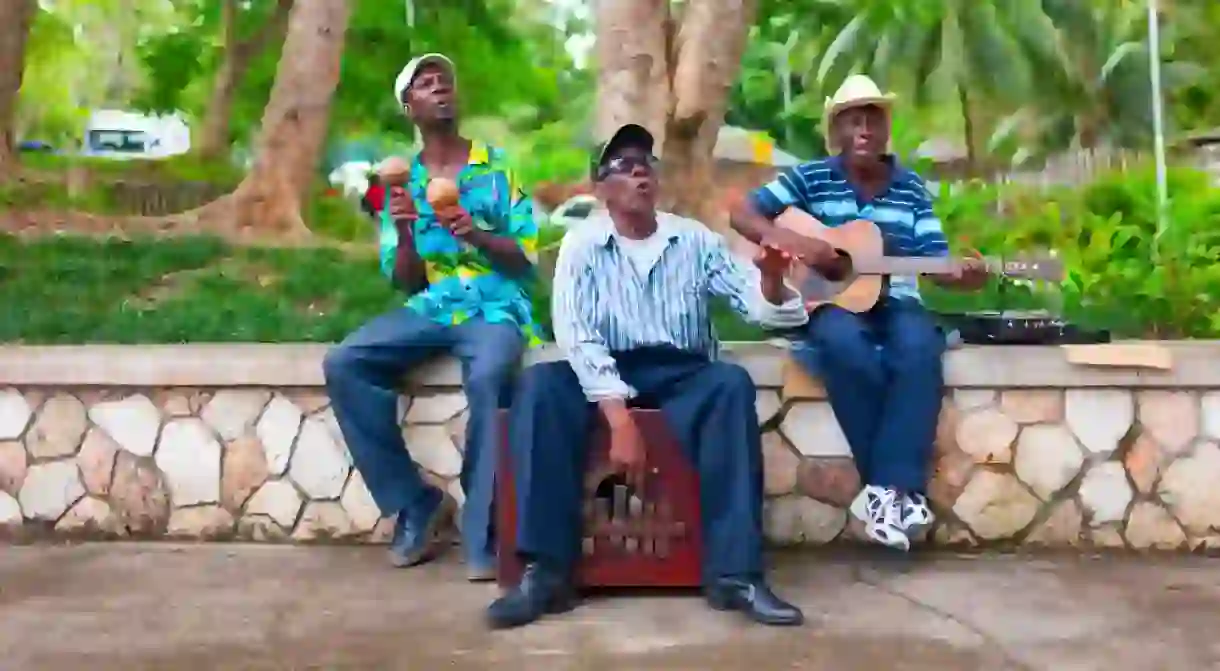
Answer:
[
  {"left": 553, "top": 212, "right": 808, "bottom": 401},
  {"left": 750, "top": 155, "right": 949, "bottom": 301}
]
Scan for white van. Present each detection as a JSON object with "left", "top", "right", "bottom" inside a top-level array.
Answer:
[{"left": 80, "top": 109, "right": 191, "bottom": 160}]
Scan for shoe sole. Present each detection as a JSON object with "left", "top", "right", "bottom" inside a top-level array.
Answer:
[
  {"left": 467, "top": 566, "right": 496, "bottom": 582},
  {"left": 388, "top": 496, "right": 456, "bottom": 568},
  {"left": 486, "top": 594, "right": 577, "bottom": 630},
  {"left": 705, "top": 593, "right": 804, "bottom": 627}
]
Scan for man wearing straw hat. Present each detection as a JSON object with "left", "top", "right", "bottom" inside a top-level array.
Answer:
[{"left": 731, "top": 75, "right": 987, "bottom": 552}]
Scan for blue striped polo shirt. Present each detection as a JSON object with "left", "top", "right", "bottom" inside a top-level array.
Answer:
[{"left": 749, "top": 155, "right": 949, "bottom": 302}]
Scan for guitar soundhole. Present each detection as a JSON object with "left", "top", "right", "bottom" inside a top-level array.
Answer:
[{"left": 798, "top": 258, "right": 856, "bottom": 303}]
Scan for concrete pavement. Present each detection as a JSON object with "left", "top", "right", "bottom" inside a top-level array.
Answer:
[{"left": 3, "top": 544, "right": 1220, "bottom": 669}]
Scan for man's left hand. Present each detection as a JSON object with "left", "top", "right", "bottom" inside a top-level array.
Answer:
[
  {"left": 754, "top": 243, "right": 791, "bottom": 281},
  {"left": 438, "top": 207, "right": 474, "bottom": 239}
]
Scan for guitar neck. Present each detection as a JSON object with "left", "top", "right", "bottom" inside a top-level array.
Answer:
[{"left": 852, "top": 256, "right": 1005, "bottom": 276}]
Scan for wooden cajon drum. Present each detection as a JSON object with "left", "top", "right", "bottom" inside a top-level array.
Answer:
[{"left": 495, "top": 409, "right": 703, "bottom": 588}]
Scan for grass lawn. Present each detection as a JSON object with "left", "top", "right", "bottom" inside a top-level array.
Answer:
[
  {"left": 0, "top": 233, "right": 1024, "bottom": 345},
  {"left": 0, "top": 233, "right": 780, "bottom": 344}
]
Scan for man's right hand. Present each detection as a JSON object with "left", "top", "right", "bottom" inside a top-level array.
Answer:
[
  {"left": 760, "top": 226, "right": 836, "bottom": 268},
  {"left": 605, "top": 411, "right": 648, "bottom": 490},
  {"left": 388, "top": 186, "right": 417, "bottom": 221}
]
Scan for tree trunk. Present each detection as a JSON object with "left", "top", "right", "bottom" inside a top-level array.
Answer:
[
  {"left": 0, "top": 0, "right": 37, "bottom": 176},
  {"left": 958, "top": 84, "right": 977, "bottom": 174},
  {"left": 196, "top": 0, "right": 294, "bottom": 160},
  {"left": 195, "top": 0, "right": 348, "bottom": 241},
  {"left": 594, "top": 0, "right": 758, "bottom": 231}
]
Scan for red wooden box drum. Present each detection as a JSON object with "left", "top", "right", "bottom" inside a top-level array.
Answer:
[{"left": 495, "top": 409, "right": 703, "bottom": 589}]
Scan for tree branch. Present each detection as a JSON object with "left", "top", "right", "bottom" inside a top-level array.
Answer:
[{"left": 670, "top": 0, "right": 759, "bottom": 129}]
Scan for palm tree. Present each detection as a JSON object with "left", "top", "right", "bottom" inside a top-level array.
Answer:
[
  {"left": 816, "top": 0, "right": 1063, "bottom": 171},
  {"left": 992, "top": 0, "right": 1202, "bottom": 155}
]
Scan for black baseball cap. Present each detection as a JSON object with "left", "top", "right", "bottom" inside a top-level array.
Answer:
[{"left": 590, "top": 123, "right": 655, "bottom": 181}]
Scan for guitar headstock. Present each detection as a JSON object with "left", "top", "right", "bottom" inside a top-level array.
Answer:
[{"left": 992, "top": 253, "right": 1064, "bottom": 281}]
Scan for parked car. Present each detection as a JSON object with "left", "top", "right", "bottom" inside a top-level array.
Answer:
[
  {"left": 79, "top": 109, "right": 191, "bottom": 160},
  {"left": 549, "top": 194, "right": 599, "bottom": 228}
]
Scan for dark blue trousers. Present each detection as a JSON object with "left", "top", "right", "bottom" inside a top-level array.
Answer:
[
  {"left": 509, "top": 347, "right": 764, "bottom": 581},
  {"left": 323, "top": 309, "right": 523, "bottom": 560},
  {"left": 803, "top": 299, "right": 944, "bottom": 492}
]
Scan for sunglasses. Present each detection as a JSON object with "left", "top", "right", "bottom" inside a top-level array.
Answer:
[{"left": 597, "top": 154, "right": 659, "bottom": 180}]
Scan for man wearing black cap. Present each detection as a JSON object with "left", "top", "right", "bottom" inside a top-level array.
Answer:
[{"left": 487, "top": 124, "right": 819, "bottom": 629}]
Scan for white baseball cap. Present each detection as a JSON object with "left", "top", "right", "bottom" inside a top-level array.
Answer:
[{"left": 393, "top": 53, "right": 455, "bottom": 104}]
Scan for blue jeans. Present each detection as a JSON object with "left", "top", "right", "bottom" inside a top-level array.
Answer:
[
  {"left": 803, "top": 299, "right": 944, "bottom": 492},
  {"left": 323, "top": 309, "right": 524, "bottom": 560}
]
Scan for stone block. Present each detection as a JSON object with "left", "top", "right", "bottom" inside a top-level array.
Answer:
[
  {"left": 246, "top": 480, "right": 303, "bottom": 528},
  {"left": 56, "top": 497, "right": 120, "bottom": 534},
  {"left": 1137, "top": 390, "right": 1199, "bottom": 456},
  {"left": 1025, "top": 499, "right": 1084, "bottom": 547},
  {"left": 780, "top": 359, "right": 826, "bottom": 400},
  {"left": 0, "top": 440, "right": 27, "bottom": 496},
  {"left": 781, "top": 402, "right": 851, "bottom": 458},
  {"left": 1202, "top": 391, "right": 1220, "bottom": 441},
  {"left": 1078, "top": 462, "right": 1132, "bottom": 525},
  {"left": 755, "top": 390, "right": 783, "bottom": 426},
  {"left": 956, "top": 407, "right": 1017, "bottom": 463},
  {"left": 109, "top": 452, "right": 170, "bottom": 533},
  {"left": 293, "top": 501, "right": 356, "bottom": 540},
  {"left": 0, "top": 491, "right": 22, "bottom": 526},
  {"left": 27, "top": 394, "right": 86, "bottom": 459},
  {"left": 952, "top": 389, "right": 995, "bottom": 411},
  {"left": 19, "top": 459, "right": 85, "bottom": 521},
  {"left": 761, "top": 432, "right": 799, "bottom": 496},
  {"left": 1158, "top": 441, "right": 1220, "bottom": 536},
  {"left": 156, "top": 419, "right": 222, "bottom": 507},
  {"left": 795, "top": 456, "right": 860, "bottom": 507},
  {"left": 1014, "top": 424, "right": 1084, "bottom": 500},
  {"left": 0, "top": 389, "right": 32, "bottom": 440},
  {"left": 168, "top": 506, "right": 235, "bottom": 539},
  {"left": 406, "top": 393, "right": 468, "bottom": 424},
  {"left": 404, "top": 425, "right": 462, "bottom": 477},
  {"left": 952, "top": 470, "right": 1040, "bottom": 540},
  {"left": 256, "top": 395, "right": 303, "bottom": 476},
  {"left": 1124, "top": 502, "right": 1186, "bottom": 550},
  {"left": 999, "top": 389, "right": 1063, "bottom": 424},
  {"left": 289, "top": 417, "right": 351, "bottom": 500},
  {"left": 1065, "top": 389, "right": 1133, "bottom": 457},
  {"left": 88, "top": 394, "right": 161, "bottom": 457},
  {"left": 77, "top": 428, "right": 119, "bottom": 496},
  {"left": 1124, "top": 432, "right": 1170, "bottom": 494},
  {"left": 763, "top": 495, "right": 845, "bottom": 545},
  {"left": 340, "top": 470, "right": 381, "bottom": 532},
  {"left": 201, "top": 390, "right": 271, "bottom": 442},
  {"left": 222, "top": 436, "right": 269, "bottom": 511}
]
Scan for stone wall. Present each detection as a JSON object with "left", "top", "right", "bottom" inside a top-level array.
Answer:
[{"left": 2, "top": 343, "right": 1220, "bottom": 551}]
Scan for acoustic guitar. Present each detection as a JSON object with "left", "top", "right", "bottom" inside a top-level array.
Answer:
[{"left": 774, "top": 208, "right": 1064, "bottom": 313}]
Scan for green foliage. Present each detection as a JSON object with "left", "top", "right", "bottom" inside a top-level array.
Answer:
[{"left": 927, "top": 165, "right": 1220, "bottom": 337}]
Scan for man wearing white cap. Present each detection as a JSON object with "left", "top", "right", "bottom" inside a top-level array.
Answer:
[
  {"left": 324, "top": 53, "right": 541, "bottom": 581},
  {"left": 731, "top": 75, "right": 987, "bottom": 551}
]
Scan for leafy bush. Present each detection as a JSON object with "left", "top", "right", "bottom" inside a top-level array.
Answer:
[{"left": 929, "top": 165, "right": 1220, "bottom": 337}]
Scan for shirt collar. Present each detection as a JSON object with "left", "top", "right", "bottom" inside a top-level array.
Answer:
[
  {"left": 827, "top": 153, "right": 907, "bottom": 184},
  {"left": 409, "top": 140, "right": 492, "bottom": 175},
  {"left": 593, "top": 212, "right": 682, "bottom": 247}
]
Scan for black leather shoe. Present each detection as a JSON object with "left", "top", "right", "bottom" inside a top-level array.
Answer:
[
  {"left": 486, "top": 563, "right": 576, "bottom": 630},
  {"left": 705, "top": 576, "right": 804, "bottom": 626}
]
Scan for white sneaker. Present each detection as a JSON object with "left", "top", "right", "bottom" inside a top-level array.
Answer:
[
  {"left": 900, "top": 492, "right": 934, "bottom": 533},
  {"left": 848, "top": 485, "right": 909, "bottom": 551}
]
